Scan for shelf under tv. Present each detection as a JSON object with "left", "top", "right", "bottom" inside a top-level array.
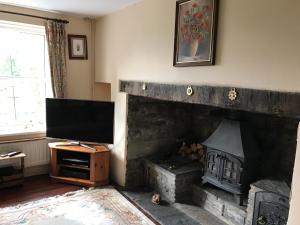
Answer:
[
  {"left": 55, "top": 141, "right": 98, "bottom": 151},
  {"left": 49, "top": 142, "right": 101, "bottom": 153}
]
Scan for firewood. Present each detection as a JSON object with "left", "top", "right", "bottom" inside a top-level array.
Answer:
[{"left": 191, "top": 143, "right": 198, "bottom": 152}]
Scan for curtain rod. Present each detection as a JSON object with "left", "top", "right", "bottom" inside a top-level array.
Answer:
[{"left": 0, "top": 10, "right": 69, "bottom": 24}]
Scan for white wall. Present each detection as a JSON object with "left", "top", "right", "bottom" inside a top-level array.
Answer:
[{"left": 95, "top": 0, "right": 300, "bottom": 94}]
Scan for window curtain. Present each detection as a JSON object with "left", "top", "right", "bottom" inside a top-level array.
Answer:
[{"left": 45, "top": 21, "right": 67, "bottom": 98}]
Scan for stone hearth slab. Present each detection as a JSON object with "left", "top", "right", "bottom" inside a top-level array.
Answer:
[
  {"left": 173, "top": 203, "right": 227, "bottom": 225},
  {"left": 121, "top": 188, "right": 226, "bottom": 225}
]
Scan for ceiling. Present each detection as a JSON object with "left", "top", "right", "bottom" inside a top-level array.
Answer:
[{"left": 0, "top": 0, "right": 142, "bottom": 17}]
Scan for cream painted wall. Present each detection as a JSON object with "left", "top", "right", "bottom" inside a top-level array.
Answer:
[
  {"left": 94, "top": 0, "right": 300, "bottom": 221},
  {"left": 95, "top": 0, "right": 300, "bottom": 94},
  {"left": 0, "top": 4, "right": 93, "bottom": 100}
]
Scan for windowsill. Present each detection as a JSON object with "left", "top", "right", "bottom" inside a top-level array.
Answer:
[{"left": 0, "top": 132, "right": 46, "bottom": 144}]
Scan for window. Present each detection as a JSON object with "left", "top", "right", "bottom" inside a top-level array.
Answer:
[{"left": 0, "top": 20, "right": 52, "bottom": 138}]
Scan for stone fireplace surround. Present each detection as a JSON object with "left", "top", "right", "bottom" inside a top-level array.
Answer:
[{"left": 119, "top": 80, "right": 300, "bottom": 225}]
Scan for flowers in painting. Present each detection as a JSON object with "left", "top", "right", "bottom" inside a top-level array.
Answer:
[{"left": 180, "top": 2, "right": 212, "bottom": 45}]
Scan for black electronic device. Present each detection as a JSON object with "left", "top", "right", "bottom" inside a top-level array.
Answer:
[
  {"left": 62, "top": 158, "right": 89, "bottom": 165},
  {"left": 60, "top": 167, "right": 90, "bottom": 180},
  {"left": 7, "top": 151, "right": 21, "bottom": 157},
  {"left": 46, "top": 98, "right": 114, "bottom": 144}
]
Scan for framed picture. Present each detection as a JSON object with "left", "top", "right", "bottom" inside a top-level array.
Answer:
[
  {"left": 173, "top": 0, "right": 218, "bottom": 67},
  {"left": 68, "top": 34, "right": 88, "bottom": 60}
]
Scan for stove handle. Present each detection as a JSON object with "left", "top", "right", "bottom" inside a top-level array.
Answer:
[{"left": 218, "top": 155, "right": 225, "bottom": 181}]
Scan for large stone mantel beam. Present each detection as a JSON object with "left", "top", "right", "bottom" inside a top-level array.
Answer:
[{"left": 120, "top": 80, "right": 300, "bottom": 119}]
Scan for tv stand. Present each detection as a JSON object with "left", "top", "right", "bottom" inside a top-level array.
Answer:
[
  {"left": 49, "top": 142, "right": 109, "bottom": 187},
  {"left": 55, "top": 141, "right": 96, "bottom": 151}
]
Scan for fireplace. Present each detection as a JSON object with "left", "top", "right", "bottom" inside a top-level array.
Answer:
[
  {"left": 202, "top": 119, "right": 260, "bottom": 205},
  {"left": 119, "top": 80, "right": 300, "bottom": 225}
]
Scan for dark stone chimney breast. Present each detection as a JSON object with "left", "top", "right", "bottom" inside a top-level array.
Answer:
[{"left": 120, "top": 80, "right": 299, "bottom": 224}]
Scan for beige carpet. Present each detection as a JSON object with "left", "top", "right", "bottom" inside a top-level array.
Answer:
[{"left": 0, "top": 187, "right": 155, "bottom": 225}]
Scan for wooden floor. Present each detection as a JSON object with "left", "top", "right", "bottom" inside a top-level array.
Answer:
[{"left": 0, "top": 175, "right": 81, "bottom": 208}]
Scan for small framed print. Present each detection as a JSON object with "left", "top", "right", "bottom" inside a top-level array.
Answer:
[{"left": 68, "top": 34, "right": 88, "bottom": 60}]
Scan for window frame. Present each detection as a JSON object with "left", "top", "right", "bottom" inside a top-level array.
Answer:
[
  {"left": 0, "top": 132, "right": 46, "bottom": 144},
  {"left": 0, "top": 20, "right": 51, "bottom": 142}
]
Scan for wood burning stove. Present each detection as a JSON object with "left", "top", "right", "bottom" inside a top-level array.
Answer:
[{"left": 202, "top": 119, "right": 260, "bottom": 204}]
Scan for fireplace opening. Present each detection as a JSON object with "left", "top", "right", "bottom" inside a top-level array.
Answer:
[
  {"left": 123, "top": 94, "right": 298, "bottom": 225},
  {"left": 202, "top": 119, "right": 260, "bottom": 206}
]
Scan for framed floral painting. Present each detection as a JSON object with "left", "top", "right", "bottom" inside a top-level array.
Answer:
[{"left": 173, "top": 0, "right": 218, "bottom": 66}]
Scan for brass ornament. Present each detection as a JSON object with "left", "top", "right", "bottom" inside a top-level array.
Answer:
[
  {"left": 228, "top": 88, "right": 238, "bottom": 101},
  {"left": 186, "top": 86, "right": 194, "bottom": 96}
]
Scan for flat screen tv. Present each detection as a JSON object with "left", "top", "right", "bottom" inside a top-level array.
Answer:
[{"left": 46, "top": 98, "right": 114, "bottom": 144}]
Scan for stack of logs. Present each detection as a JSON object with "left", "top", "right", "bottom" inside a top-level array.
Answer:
[{"left": 178, "top": 142, "right": 205, "bottom": 164}]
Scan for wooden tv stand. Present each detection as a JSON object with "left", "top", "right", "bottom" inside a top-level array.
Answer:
[{"left": 49, "top": 142, "right": 109, "bottom": 187}]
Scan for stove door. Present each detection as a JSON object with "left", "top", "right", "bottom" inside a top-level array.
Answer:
[
  {"left": 205, "top": 150, "right": 220, "bottom": 179},
  {"left": 221, "top": 154, "right": 242, "bottom": 186},
  {"left": 204, "top": 149, "right": 244, "bottom": 195}
]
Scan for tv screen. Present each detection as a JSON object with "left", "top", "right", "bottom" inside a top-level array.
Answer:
[{"left": 46, "top": 98, "right": 114, "bottom": 144}]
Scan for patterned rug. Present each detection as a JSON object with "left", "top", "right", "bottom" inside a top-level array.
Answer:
[{"left": 0, "top": 187, "right": 155, "bottom": 225}]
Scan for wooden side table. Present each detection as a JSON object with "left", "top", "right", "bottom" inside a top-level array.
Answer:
[{"left": 0, "top": 153, "right": 26, "bottom": 189}]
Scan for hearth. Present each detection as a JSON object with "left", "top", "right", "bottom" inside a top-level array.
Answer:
[
  {"left": 202, "top": 119, "right": 260, "bottom": 205},
  {"left": 120, "top": 80, "right": 300, "bottom": 225}
]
